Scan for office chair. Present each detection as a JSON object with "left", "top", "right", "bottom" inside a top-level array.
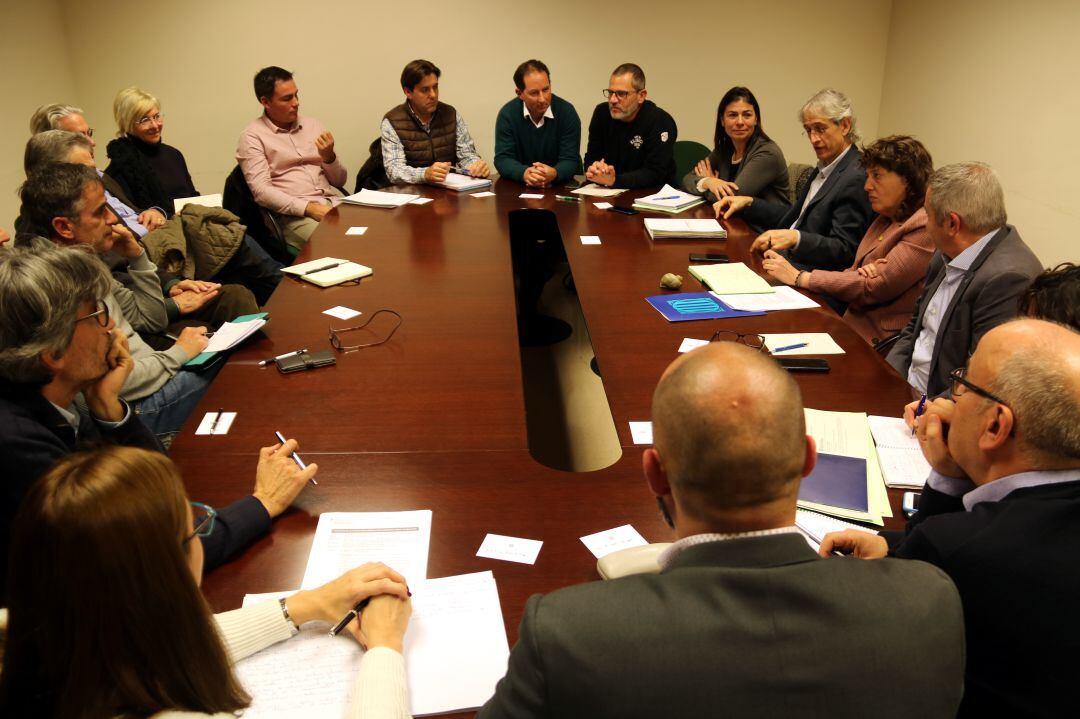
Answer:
[{"left": 222, "top": 165, "right": 294, "bottom": 264}]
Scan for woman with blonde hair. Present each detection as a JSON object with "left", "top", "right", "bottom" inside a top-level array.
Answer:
[{"left": 0, "top": 447, "right": 414, "bottom": 718}]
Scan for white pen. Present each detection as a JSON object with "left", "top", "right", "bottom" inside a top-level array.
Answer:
[
  {"left": 275, "top": 430, "right": 317, "bottom": 485},
  {"left": 259, "top": 348, "right": 308, "bottom": 367}
]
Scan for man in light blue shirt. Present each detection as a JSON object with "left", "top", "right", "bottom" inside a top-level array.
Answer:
[
  {"left": 822, "top": 318, "right": 1080, "bottom": 717},
  {"left": 885, "top": 162, "right": 1042, "bottom": 396}
]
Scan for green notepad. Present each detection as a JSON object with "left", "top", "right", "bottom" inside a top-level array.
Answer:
[{"left": 689, "top": 263, "right": 775, "bottom": 294}]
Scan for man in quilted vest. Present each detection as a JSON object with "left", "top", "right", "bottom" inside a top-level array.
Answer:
[{"left": 380, "top": 59, "right": 490, "bottom": 185}]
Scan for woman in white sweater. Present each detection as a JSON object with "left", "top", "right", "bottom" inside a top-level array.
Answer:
[{"left": 0, "top": 447, "right": 414, "bottom": 718}]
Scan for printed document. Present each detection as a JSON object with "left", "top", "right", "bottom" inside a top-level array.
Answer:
[
  {"left": 301, "top": 511, "right": 433, "bottom": 589},
  {"left": 868, "top": 415, "right": 932, "bottom": 488}
]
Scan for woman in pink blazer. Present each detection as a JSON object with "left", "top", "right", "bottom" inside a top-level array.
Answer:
[{"left": 762, "top": 135, "right": 934, "bottom": 346}]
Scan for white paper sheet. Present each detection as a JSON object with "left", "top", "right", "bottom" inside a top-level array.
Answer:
[
  {"left": 410, "top": 197, "right": 434, "bottom": 205},
  {"left": 580, "top": 524, "right": 648, "bottom": 558},
  {"left": 234, "top": 572, "right": 509, "bottom": 718},
  {"left": 678, "top": 337, "right": 710, "bottom": 353},
  {"left": 470, "top": 191, "right": 496, "bottom": 198},
  {"left": 519, "top": 193, "right": 544, "bottom": 199},
  {"left": 593, "top": 202, "right": 613, "bottom": 209},
  {"left": 194, "top": 411, "right": 236, "bottom": 435},
  {"left": 571, "top": 183, "right": 626, "bottom": 197},
  {"left": 323, "top": 306, "right": 362, "bottom": 321},
  {"left": 629, "top": 421, "right": 653, "bottom": 445},
  {"left": 761, "top": 333, "right": 845, "bottom": 355},
  {"left": 204, "top": 318, "right": 265, "bottom": 352},
  {"left": 868, "top": 416, "right": 932, "bottom": 488},
  {"left": 714, "top": 285, "right": 820, "bottom": 312},
  {"left": 476, "top": 533, "right": 543, "bottom": 564},
  {"left": 173, "top": 193, "right": 223, "bottom": 212},
  {"left": 795, "top": 509, "right": 876, "bottom": 552},
  {"left": 345, "top": 226, "right": 368, "bottom": 236},
  {"left": 341, "top": 189, "right": 419, "bottom": 207},
  {"left": 580, "top": 235, "right": 602, "bottom": 245},
  {"left": 300, "top": 511, "right": 433, "bottom": 590},
  {"left": 689, "top": 263, "right": 775, "bottom": 294}
]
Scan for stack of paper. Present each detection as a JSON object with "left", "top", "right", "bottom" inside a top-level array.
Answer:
[
  {"left": 689, "top": 262, "right": 775, "bottom": 294},
  {"left": 571, "top": 183, "right": 626, "bottom": 198},
  {"left": 868, "top": 415, "right": 932, "bottom": 488},
  {"left": 281, "top": 257, "right": 373, "bottom": 288},
  {"left": 434, "top": 172, "right": 492, "bottom": 192},
  {"left": 341, "top": 188, "right": 420, "bottom": 207},
  {"left": 300, "top": 511, "right": 433, "bottom": 589},
  {"left": 795, "top": 509, "right": 877, "bottom": 553},
  {"left": 713, "top": 285, "right": 820, "bottom": 311},
  {"left": 173, "top": 193, "right": 223, "bottom": 212},
  {"left": 799, "top": 408, "right": 893, "bottom": 525},
  {"left": 203, "top": 317, "right": 266, "bottom": 353},
  {"left": 644, "top": 218, "right": 727, "bottom": 240},
  {"left": 632, "top": 184, "right": 705, "bottom": 214},
  {"left": 234, "top": 571, "right": 510, "bottom": 718}
]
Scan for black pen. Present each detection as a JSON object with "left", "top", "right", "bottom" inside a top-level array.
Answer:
[
  {"left": 302, "top": 262, "right": 343, "bottom": 275},
  {"left": 209, "top": 407, "right": 224, "bottom": 434},
  {"left": 555, "top": 195, "right": 581, "bottom": 203},
  {"left": 274, "top": 430, "right": 317, "bottom": 485},
  {"left": 328, "top": 597, "right": 371, "bottom": 637}
]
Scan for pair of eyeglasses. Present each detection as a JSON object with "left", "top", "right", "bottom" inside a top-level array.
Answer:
[
  {"left": 949, "top": 367, "right": 1010, "bottom": 406},
  {"left": 602, "top": 89, "right": 633, "bottom": 100},
  {"left": 76, "top": 299, "right": 110, "bottom": 328},
  {"left": 802, "top": 124, "right": 833, "bottom": 139},
  {"left": 328, "top": 309, "right": 403, "bottom": 352},
  {"left": 136, "top": 112, "right": 164, "bottom": 127},
  {"left": 184, "top": 501, "right": 217, "bottom": 543},
  {"left": 709, "top": 330, "right": 766, "bottom": 351}
]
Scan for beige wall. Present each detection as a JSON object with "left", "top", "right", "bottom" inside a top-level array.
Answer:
[
  {"left": 0, "top": 0, "right": 77, "bottom": 230},
  {"left": 879, "top": 0, "right": 1080, "bottom": 267},
  {"left": 3, "top": 0, "right": 893, "bottom": 230}
]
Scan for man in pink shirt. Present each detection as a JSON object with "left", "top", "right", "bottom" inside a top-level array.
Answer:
[{"left": 237, "top": 66, "right": 347, "bottom": 250}]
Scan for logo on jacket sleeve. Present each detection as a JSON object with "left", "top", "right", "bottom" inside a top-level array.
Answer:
[
  {"left": 660, "top": 131, "right": 669, "bottom": 142},
  {"left": 630, "top": 135, "right": 643, "bottom": 149}
]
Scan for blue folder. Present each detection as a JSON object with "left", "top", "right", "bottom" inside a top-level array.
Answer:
[{"left": 798, "top": 452, "right": 868, "bottom": 512}]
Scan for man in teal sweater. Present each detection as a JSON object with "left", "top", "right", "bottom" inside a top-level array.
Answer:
[{"left": 494, "top": 60, "right": 581, "bottom": 187}]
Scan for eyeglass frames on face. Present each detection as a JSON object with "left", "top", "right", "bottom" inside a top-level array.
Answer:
[
  {"left": 76, "top": 299, "right": 110, "bottom": 328},
  {"left": 328, "top": 309, "right": 403, "bottom": 352},
  {"left": 709, "top": 330, "right": 766, "bottom": 351},
  {"left": 136, "top": 112, "right": 164, "bottom": 127},
  {"left": 949, "top": 366, "right": 1010, "bottom": 407},
  {"left": 184, "top": 501, "right": 217, "bottom": 543},
  {"left": 602, "top": 89, "right": 633, "bottom": 100}
]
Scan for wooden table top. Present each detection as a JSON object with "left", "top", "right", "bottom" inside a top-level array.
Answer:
[{"left": 169, "top": 180, "right": 917, "bottom": 711}]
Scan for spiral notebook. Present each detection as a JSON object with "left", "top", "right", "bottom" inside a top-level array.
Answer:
[{"left": 281, "top": 257, "right": 373, "bottom": 287}]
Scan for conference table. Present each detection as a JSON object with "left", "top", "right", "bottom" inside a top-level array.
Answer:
[{"left": 169, "top": 178, "right": 917, "bottom": 713}]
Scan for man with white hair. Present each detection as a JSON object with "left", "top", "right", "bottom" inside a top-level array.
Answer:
[
  {"left": 885, "top": 161, "right": 1042, "bottom": 396},
  {"left": 716, "top": 88, "right": 873, "bottom": 271},
  {"left": 822, "top": 318, "right": 1080, "bottom": 717}
]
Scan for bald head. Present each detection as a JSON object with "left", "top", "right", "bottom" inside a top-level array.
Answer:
[
  {"left": 975, "top": 319, "right": 1080, "bottom": 462},
  {"left": 651, "top": 343, "right": 806, "bottom": 514}
]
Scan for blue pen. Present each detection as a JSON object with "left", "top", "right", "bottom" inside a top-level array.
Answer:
[
  {"left": 772, "top": 342, "right": 808, "bottom": 353},
  {"left": 450, "top": 166, "right": 472, "bottom": 176},
  {"left": 274, "top": 431, "right": 317, "bottom": 485},
  {"left": 651, "top": 195, "right": 680, "bottom": 201},
  {"left": 911, "top": 394, "right": 928, "bottom": 436}
]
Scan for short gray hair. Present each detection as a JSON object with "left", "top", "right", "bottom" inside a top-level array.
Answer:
[
  {"left": 24, "top": 130, "right": 93, "bottom": 175},
  {"left": 29, "top": 103, "right": 85, "bottom": 135},
  {"left": 800, "top": 88, "right": 860, "bottom": 144},
  {"left": 0, "top": 241, "right": 112, "bottom": 386},
  {"left": 926, "top": 162, "right": 1007, "bottom": 235},
  {"left": 611, "top": 63, "right": 646, "bottom": 91},
  {"left": 989, "top": 331, "right": 1080, "bottom": 461}
]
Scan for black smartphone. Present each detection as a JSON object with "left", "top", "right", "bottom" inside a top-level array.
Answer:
[
  {"left": 607, "top": 206, "right": 639, "bottom": 216},
  {"left": 689, "top": 253, "right": 730, "bottom": 263},
  {"left": 775, "top": 357, "right": 830, "bottom": 372}
]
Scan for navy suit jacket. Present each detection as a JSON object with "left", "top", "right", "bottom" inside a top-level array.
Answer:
[
  {"left": 0, "top": 380, "right": 269, "bottom": 601},
  {"left": 742, "top": 146, "right": 873, "bottom": 271}
]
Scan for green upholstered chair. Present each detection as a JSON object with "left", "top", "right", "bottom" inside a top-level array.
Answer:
[{"left": 673, "top": 141, "right": 711, "bottom": 181}]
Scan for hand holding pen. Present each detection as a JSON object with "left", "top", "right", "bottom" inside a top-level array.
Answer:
[{"left": 252, "top": 436, "right": 319, "bottom": 517}]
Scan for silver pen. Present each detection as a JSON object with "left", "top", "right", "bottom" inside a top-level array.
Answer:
[
  {"left": 259, "top": 348, "right": 308, "bottom": 367},
  {"left": 274, "top": 430, "right": 317, "bottom": 485}
]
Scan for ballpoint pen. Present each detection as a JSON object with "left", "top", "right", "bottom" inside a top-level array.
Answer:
[
  {"left": 275, "top": 430, "right": 318, "bottom": 485},
  {"left": 555, "top": 195, "right": 582, "bottom": 202},
  {"left": 328, "top": 597, "right": 371, "bottom": 637},
  {"left": 209, "top": 408, "right": 223, "bottom": 435},
  {"left": 911, "top": 394, "right": 928, "bottom": 436},
  {"left": 772, "top": 342, "right": 808, "bottom": 353},
  {"left": 165, "top": 331, "right": 214, "bottom": 342},
  {"left": 302, "top": 262, "right": 343, "bottom": 275},
  {"left": 650, "top": 195, "right": 681, "bottom": 201},
  {"left": 259, "top": 348, "right": 308, "bottom": 366}
]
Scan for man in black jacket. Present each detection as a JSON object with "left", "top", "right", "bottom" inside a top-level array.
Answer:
[
  {"left": 0, "top": 243, "right": 316, "bottom": 601},
  {"left": 582, "top": 63, "right": 677, "bottom": 189},
  {"left": 716, "top": 88, "right": 873, "bottom": 271},
  {"left": 822, "top": 318, "right": 1080, "bottom": 717}
]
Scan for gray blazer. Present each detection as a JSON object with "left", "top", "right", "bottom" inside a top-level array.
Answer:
[
  {"left": 681, "top": 134, "right": 791, "bottom": 206},
  {"left": 886, "top": 225, "right": 1043, "bottom": 397},
  {"left": 477, "top": 534, "right": 965, "bottom": 719}
]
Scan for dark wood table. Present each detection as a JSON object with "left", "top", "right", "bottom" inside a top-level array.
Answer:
[{"left": 169, "top": 179, "right": 916, "bottom": 712}]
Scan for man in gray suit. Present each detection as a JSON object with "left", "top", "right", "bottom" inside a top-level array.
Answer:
[
  {"left": 886, "top": 161, "right": 1043, "bottom": 397},
  {"left": 477, "top": 342, "right": 965, "bottom": 719}
]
